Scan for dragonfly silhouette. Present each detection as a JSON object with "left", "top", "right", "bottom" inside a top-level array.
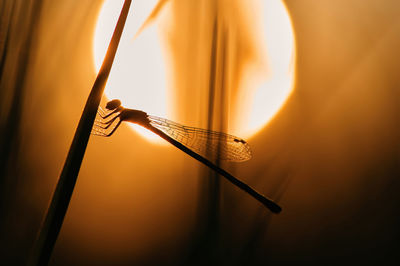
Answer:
[{"left": 92, "top": 99, "right": 281, "bottom": 213}]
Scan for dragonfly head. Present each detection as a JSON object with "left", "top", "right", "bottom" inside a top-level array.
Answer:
[{"left": 106, "top": 99, "right": 122, "bottom": 110}]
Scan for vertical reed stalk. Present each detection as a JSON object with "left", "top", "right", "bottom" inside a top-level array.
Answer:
[
  {"left": 28, "top": 1, "right": 132, "bottom": 265},
  {"left": 205, "top": 17, "right": 220, "bottom": 236}
]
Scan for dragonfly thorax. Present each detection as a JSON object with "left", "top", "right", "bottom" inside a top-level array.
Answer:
[{"left": 120, "top": 109, "right": 150, "bottom": 125}]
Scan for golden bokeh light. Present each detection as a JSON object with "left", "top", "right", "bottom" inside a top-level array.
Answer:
[
  {"left": 93, "top": 0, "right": 295, "bottom": 142},
  {"left": 93, "top": 0, "right": 169, "bottom": 142}
]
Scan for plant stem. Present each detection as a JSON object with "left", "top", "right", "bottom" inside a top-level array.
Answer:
[{"left": 28, "top": 1, "right": 132, "bottom": 265}]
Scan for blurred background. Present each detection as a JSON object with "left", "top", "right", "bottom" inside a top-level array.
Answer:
[{"left": 1, "top": 0, "right": 400, "bottom": 265}]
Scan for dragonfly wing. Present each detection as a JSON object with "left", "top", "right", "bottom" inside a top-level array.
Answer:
[{"left": 148, "top": 116, "right": 252, "bottom": 162}]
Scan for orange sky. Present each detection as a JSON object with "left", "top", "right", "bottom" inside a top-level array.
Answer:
[{"left": 1, "top": 0, "right": 400, "bottom": 265}]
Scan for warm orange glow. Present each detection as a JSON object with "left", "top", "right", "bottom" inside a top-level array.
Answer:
[
  {"left": 93, "top": 0, "right": 169, "bottom": 142},
  {"left": 243, "top": 0, "right": 295, "bottom": 137},
  {"left": 93, "top": 0, "right": 295, "bottom": 142}
]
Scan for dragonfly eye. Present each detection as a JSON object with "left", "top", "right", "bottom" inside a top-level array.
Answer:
[{"left": 106, "top": 99, "right": 122, "bottom": 110}]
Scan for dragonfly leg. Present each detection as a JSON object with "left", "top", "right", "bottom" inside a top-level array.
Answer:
[
  {"left": 92, "top": 116, "right": 122, "bottom": 137},
  {"left": 95, "top": 116, "right": 118, "bottom": 125},
  {"left": 95, "top": 115, "right": 118, "bottom": 128},
  {"left": 95, "top": 114, "right": 120, "bottom": 129},
  {"left": 105, "top": 120, "right": 122, "bottom": 136},
  {"left": 98, "top": 106, "right": 106, "bottom": 116},
  {"left": 97, "top": 107, "right": 121, "bottom": 119},
  {"left": 91, "top": 126, "right": 108, "bottom": 136}
]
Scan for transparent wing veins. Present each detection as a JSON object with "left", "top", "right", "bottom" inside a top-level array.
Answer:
[{"left": 148, "top": 115, "right": 251, "bottom": 162}]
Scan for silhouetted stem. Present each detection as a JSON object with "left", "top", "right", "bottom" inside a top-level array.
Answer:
[
  {"left": 146, "top": 124, "right": 282, "bottom": 214},
  {"left": 28, "top": 1, "right": 132, "bottom": 265}
]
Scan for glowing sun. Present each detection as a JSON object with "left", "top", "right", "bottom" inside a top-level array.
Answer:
[{"left": 93, "top": 0, "right": 295, "bottom": 142}]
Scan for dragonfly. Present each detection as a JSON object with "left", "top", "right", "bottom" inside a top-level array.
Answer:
[{"left": 92, "top": 99, "right": 281, "bottom": 213}]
